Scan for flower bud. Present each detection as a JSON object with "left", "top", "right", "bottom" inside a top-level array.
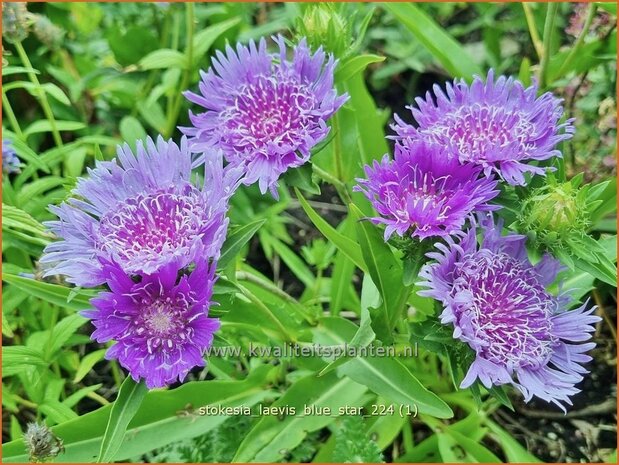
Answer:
[
  {"left": 519, "top": 178, "right": 589, "bottom": 251},
  {"left": 2, "top": 3, "right": 30, "bottom": 43},
  {"left": 295, "top": 4, "right": 351, "bottom": 57},
  {"left": 23, "top": 422, "right": 64, "bottom": 463},
  {"left": 32, "top": 14, "right": 64, "bottom": 49}
]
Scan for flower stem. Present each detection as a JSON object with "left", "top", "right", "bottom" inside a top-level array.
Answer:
[
  {"left": 165, "top": 2, "right": 194, "bottom": 138},
  {"left": 539, "top": 2, "right": 559, "bottom": 88},
  {"left": 522, "top": 3, "right": 543, "bottom": 60},
  {"left": 332, "top": 112, "right": 344, "bottom": 181},
  {"left": 14, "top": 41, "right": 63, "bottom": 148},
  {"left": 313, "top": 164, "right": 352, "bottom": 204},
  {"left": 557, "top": 3, "right": 597, "bottom": 78},
  {"left": 2, "top": 91, "right": 24, "bottom": 139}
]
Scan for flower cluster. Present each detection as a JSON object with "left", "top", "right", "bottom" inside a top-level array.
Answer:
[
  {"left": 42, "top": 37, "right": 344, "bottom": 389},
  {"left": 418, "top": 215, "right": 599, "bottom": 410},
  {"left": 392, "top": 70, "right": 574, "bottom": 185},
  {"left": 354, "top": 141, "right": 499, "bottom": 240},
  {"left": 355, "top": 70, "right": 597, "bottom": 409},
  {"left": 42, "top": 137, "right": 240, "bottom": 388},
  {"left": 181, "top": 35, "right": 347, "bottom": 197}
]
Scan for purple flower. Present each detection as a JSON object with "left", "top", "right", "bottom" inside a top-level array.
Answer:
[
  {"left": 181, "top": 36, "right": 348, "bottom": 196},
  {"left": 354, "top": 141, "right": 499, "bottom": 240},
  {"left": 40, "top": 136, "right": 240, "bottom": 287},
  {"left": 83, "top": 259, "right": 220, "bottom": 388},
  {"left": 392, "top": 70, "right": 574, "bottom": 185},
  {"left": 3, "top": 139, "right": 21, "bottom": 174},
  {"left": 418, "top": 214, "right": 600, "bottom": 410}
]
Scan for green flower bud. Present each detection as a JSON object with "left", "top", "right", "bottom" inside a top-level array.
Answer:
[
  {"left": 519, "top": 179, "right": 590, "bottom": 252},
  {"left": 32, "top": 14, "right": 64, "bottom": 49},
  {"left": 295, "top": 4, "right": 351, "bottom": 58},
  {"left": 24, "top": 422, "right": 64, "bottom": 463},
  {"left": 2, "top": 3, "right": 31, "bottom": 44}
]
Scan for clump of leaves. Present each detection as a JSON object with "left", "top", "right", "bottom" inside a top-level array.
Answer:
[{"left": 332, "top": 415, "right": 384, "bottom": 463}]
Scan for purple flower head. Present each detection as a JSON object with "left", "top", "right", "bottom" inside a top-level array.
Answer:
[
  {"left": 418, "top": 214, "right": 600, "bottom": 410},
  {"left": 392, "top": 70, "right": 574, "bottom": 185},
  {"left": 83, "top": 259, "right": 220, "bottom": 389},
  {"left": 353, "top": 141, "right": 499, "bottom": 241},
  {"left": 40, "top": 136, "right": 241, "bottom": 287},
  {"left": 182, "top": 35, "right": 348, "bottom": 197},
  {"left": 3, "top": 139, "right": 20, "bottom": 174}
]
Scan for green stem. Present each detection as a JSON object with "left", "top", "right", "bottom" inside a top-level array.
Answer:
[
  {"left": 522, "top": 3, "right": 543, "bottom": 59},
  {"left": 557, "top": 3, "right": 597, "bottom": 78},
  {"left": 14, "top": 41, "right": 63, "bottom": 148},
  {"left": 332, "top": 112, "right": 344, "bottom": 181},
  {"left": 2, "top": 92, "right": 24, "bottom": 139},
  {"left": 14, "top": 395, "right": 38, "bottom": 409},
  {"left": 539, "top": 2, "right": 559, "bottom": 88},
  {"left": 165, "top": 3, "right": 195, "bottom": 137},
  {"left": 313, "top": 164, "right": 352, "bottom": 204}
]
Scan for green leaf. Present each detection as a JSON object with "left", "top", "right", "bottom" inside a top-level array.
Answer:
[
  {"left": 283, "top": 162, "right": 321, "bottom": 195},
  {"left": 1, "top": 66, "right": 40, "bottom": 76},
  {"left": 139, "top": 49, "right": 188, "bottom": 70},
  {"left": 9, "top": 138, "right": 50, "bottom": 173},
  {"left": 41, "top": 83, "right": 71, "bottom": 106},
  {"left": 48, "top": 313, "right": 88, "bottom": 357},
  {"left": 296, "top": 189, "right": 367, "bottom": 272},
  {"left": 438, "top": 429, "right": 502, "bottom": 462},
  {"left": 319, "top": 275, "right": 376, "bottom": 376},
  {"left": 97, "top": 377, "right": 148, "bottom": 463},
  {"left": 1, "top": 273, "right": 95, "bottom": 311},
  {"left": 263, "top": 235, "right": 315, "bottom": 288},
  {"left": 24, "top": 120, "right": 86, "bottom": 137},
  {"left": 332, "top": 415, "right": 384, "bottom": 462},
  {"left": 384, "top": 3, "right": 482, "bottom": 78},
  {"left": 107, "top": 26, "right": 158, "bottom": 66},
  {"left": 487, "top": 420, "right": 541, "bottom": 462},
  {"left": 335, "top": 54, "right": 385, "bottom": 83},
  {"left": 2, "top": 346, "right": 48, "bottom": 377},
  {"left": 2, "top": 311, "right": 14, "bottom": 338},
  {"left": 217, "top": 219, "right": 265, "bottom": 269},
  {"left": 315, "top": 317, "right": 453, "bottom": 419},
  {"left": 350, "top": 204, "right": 405, "bottom": 341},
  {"left": 73, "top": 349, "right": 107, "bottom": 383},
  {"left": 192, "top": 17, "right": 241, "bottom": 61},
  {"left": 232, "top": 371, "right": 368, "bottom": 462},
  {"left": 2, "top": 366, "right": 274, "bottom": 463},
  {"left": 119, "top": 116, "right": 147, "bottom": 150},
  {"left": 2, "top": 204, "right": 53, "bottom": 241},
  {"left": 330, "top": 218, "right": 358, "bottom": 314}
]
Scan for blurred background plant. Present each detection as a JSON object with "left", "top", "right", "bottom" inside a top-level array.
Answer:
[{"left": 2, "top": 2, "right": 616, "bottom": 463}]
